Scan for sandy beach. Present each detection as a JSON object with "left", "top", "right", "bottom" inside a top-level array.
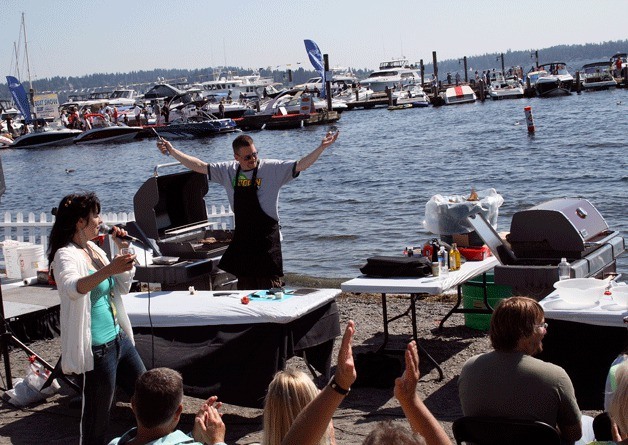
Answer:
[{"left": 0, "top": 290, "right": 601, "bottom": 444}]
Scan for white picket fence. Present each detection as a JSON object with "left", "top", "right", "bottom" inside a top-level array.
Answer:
[{"left": 0, "top": 206, "right": 234, "bottom": 269}]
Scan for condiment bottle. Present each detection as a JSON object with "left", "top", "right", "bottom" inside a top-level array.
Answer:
[{"left": 558, "top": 257, "right": 570, "bottom": 280}]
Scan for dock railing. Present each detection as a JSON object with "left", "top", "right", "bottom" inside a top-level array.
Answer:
[{"left": 0, "top": 205, "right": 234, "bottom": 271}]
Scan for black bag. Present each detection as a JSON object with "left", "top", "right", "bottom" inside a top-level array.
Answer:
[{"left": 360, "top": 255, "right": 432, "bottom": 278}]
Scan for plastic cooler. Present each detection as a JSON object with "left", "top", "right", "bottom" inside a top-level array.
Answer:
[{"left": 462, "top": 272, "right": 512, "bottom": 331}]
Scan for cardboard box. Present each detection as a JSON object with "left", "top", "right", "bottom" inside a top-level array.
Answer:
[
  {"left": 452, "top": 231, "right": 484, "bottom": 247},
  {"left": 459, "top": 245, "right": 491, "bottom": 261}
]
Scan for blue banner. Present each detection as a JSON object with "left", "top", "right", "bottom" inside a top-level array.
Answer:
[
  {"left": 6, "top": 76, "right": 32, "bottom": 124},
  {"left": 303, "top": 39, "right": 326, "bottom": 98}
]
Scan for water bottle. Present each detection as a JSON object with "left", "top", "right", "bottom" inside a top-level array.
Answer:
[
  {"left": 438, "top": 246, "right": 449, "bottom": 278},
  {"left": 558, "top": 257, "right": 570, "bottom": 280}
]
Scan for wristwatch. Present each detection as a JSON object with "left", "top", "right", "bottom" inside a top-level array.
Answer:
[{"left": 328, "top": 377, "right": 350, "bottom": 396}]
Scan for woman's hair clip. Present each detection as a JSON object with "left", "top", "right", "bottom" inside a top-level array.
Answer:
[{"left": 64, "top": 198, "right": 72, "bottom": 207}]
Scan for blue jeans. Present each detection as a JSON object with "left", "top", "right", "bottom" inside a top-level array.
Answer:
[{"left": 81, "top": 331, "right": 146, "bottom": 445}]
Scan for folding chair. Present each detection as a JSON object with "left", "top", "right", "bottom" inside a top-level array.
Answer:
[{"left": 452, "top": 416, "right": 560, "bottom": 445}]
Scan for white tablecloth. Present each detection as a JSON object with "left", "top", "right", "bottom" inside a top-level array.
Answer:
[
  {"left": 539, "top": 288, "right": 628, "bottom": 327},
  {"left": 340, "top": 257, "right": 498, "bottom": 294},
  {"left": 122, "top": 288, "right": 340, "bottom": 327}
]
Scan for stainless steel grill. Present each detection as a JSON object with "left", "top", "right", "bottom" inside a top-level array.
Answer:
[
  {"left": 127, "top": 163, "right": 236, "bottom": 290},
  {"left": 470, "top": 198, "right": 625, "bottom": 299}
]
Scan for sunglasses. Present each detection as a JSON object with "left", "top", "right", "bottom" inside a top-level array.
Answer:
[
  {"left": 535, "top": 322, "right": 548, "bottom": 332},
  {"left": 240, "top": 151, "right": 258, "bottom": 161}
]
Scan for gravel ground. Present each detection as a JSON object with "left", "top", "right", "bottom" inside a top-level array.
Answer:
[{"left": 0, "top": 291, "right": 600, "bottom": 444}]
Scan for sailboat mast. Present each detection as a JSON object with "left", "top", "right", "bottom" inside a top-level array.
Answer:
[
  {"left": 22, "top": 12, "right": 33, "bottom": 91},
  {"left": 13, "top": 42, "right": 21, "bottom": 81},
  {"left": 21, "top": 12, "right": 37, "bottom": 127}
]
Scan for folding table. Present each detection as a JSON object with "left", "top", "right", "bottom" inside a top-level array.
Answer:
[{"left": 341, "top": 257, "right": 498, "bottom": 379}]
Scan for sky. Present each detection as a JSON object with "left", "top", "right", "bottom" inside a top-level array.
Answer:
[{"left": 2, "top": 0, "right": 627, "bottom": 81}]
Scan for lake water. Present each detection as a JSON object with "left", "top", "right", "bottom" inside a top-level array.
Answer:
[{"left": 1, "top": 88, "right": 627, "bottom": 280}]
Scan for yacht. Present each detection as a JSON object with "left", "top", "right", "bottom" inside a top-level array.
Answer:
[
  {"left": 359, "top": 58, "right": 422, "bottom": 92},
  {"left": 580, "top": 62, "right": 617, "bottom": 90},
  {"left": 107, "top": 89, "right": 139, "bottom": 107},
  {"left": 535, "top": 62, "right": 574, "bottom": 97}
]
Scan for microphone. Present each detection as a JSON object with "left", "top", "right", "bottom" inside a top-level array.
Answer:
[{"left": 99, "top": 224, "right": 140, "bottom": 242}]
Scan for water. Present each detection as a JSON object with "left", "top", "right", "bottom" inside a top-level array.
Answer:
[{"left": 1, "top": 89, "right": 627, "bottom": 279}]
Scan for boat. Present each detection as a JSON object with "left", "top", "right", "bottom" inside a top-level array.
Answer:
[
  {"left": 393, "top": 83, "right": 430, "bottom": 107},
  {"left": 580, "top": 62, "right": 618, "bottom": 90},
  {"left": 487, "top": 72, "right": 524, "bottom": 100},
  {"left": 358, "top": 58, "right": 422, "bottom": 92},
  {"left": 10, "top": 124, "right": 81, "bottom": 148},
  {"left": 107, "top": 88, "right": 139, "bottom": 107},
  {"left": 73, "top": 114, "right": 142, "bottom": 144},
  {"left": 152, "top": 110, "right": 238, "bottom": 138},
  {"left": 440, "top": 85, "right": 477, "bottom": 105},
  {"left": 534, "top": 62, "right": 574, "bottom": 97}
]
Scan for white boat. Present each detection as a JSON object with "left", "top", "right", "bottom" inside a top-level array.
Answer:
[
  {"left": 73, "top": 114, "right": 141, "bottom": 144},
  {"left": 334, "top": 86, "right": 375, "bottom": 105},
  {"left": 394, "top": 83, "right": 430, "bottom": 107},
  {"left": 535, "top": 62, "right": 574, "bottom": 97},
  {"left": 359, "top": 58, "right": 422, "bottom": 92},
  {"left": 294, "top": 66, "right": 359, "bottom": 94},
  {"left": 580, "top": 62, "right": 617, "bottom": 90},
  {"left": 107, "top": 89, "right": 139, "bottom": 107},
  {"left": 199, "top": 70, "right": 276, "bottom": 101},
  {"left": 261, "top": 90, "right": 347, "bottom": 114},
  {"left": 440, "top": 85, "right": 477, "bottom": 105},
  {"left": 488, "top": 72, "right": 524, "bottom": 100}
]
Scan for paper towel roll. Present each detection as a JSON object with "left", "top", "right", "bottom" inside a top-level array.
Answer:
[{"left": 23, "top": 276, "right": 38, "bottom": 286}]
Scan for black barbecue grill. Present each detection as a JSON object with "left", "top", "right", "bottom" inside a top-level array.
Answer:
[
  {"left": 469, "top": 198, "right": 625, "bottom": 300},
  {"left": 127, "top": 162, "right": 236, "bottom": 290}
]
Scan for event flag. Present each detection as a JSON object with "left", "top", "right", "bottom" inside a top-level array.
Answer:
[
  {"left": 303, "top": 39, "right": 326, "bottom": 98},
  {"left": 6, "top": 76, "right": 32, "bottom": 124}
]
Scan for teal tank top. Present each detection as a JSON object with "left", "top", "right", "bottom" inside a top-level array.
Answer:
[{"left": 89, "top": 270, "right": 119, "bottom": 346}]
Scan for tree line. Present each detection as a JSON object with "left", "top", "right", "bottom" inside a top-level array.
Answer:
[{"left": 1, "top": 40, "right": 625, "bottom": 101}]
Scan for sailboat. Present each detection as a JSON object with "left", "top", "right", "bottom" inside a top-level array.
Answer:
[{"left": 5, "top": 13, "right": 81, "bottom": 148}]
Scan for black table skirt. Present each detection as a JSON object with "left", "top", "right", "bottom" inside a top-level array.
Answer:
[
  {"left": 133, "top": 300, "right": 340, "bottom": 407},
  {"left": 537, "top": 318, "right": 627, "bottom": 410}
]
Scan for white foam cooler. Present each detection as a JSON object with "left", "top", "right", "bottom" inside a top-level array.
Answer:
[
  {"left": 18, "top": 245, "right": 46, "bottom": 279},
  {"left": 2, "top": 240, "right": 32, "bottom": 279}
]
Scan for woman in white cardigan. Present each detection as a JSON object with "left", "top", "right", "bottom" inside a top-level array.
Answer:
[{"left": 48, "top": 192, "right": 146, "bottom": 445}]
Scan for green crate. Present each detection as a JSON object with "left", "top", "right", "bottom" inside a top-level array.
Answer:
[{"left": 462, "top": 272, "right": 512, "bottom": 331}]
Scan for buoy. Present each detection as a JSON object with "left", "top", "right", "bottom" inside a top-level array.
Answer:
[{"left": 524, "top": 106, "right": 535, "bottom": 133}]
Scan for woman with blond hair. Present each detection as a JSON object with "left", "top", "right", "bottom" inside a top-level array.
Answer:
[{"left": 262, "top": 369, "right": 335, "bottom": 445}]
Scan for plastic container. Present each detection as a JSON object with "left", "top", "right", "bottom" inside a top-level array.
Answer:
[
  {"left": 18, "top": 245, "right": 46, "bottom": 280},
  {"left": 553, "top": 278, "right": 606, "bottom": 305},
  {"left": 558, "top": 257, "right": 571, "bottom": 280},
  {"left": 462, "top": 273, "right": 512, "bottom": 331},
  {"left": 610, "top": 286, "right": 628, "bottom": 308},
  {"left": 2, "top": 240, "right": 33, "bottom": 279}
]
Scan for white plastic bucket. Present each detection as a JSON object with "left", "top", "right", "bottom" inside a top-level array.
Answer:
[
  {"left": 18, "top": 245, "right": 46, "bottom": 279},
  {"left": 2, "top": 240, "right": 33, "bottom": 279}
]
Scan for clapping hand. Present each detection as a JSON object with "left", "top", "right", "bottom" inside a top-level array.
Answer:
[
  {"left": 334, "top": 320, "right": 356, "bottom": 391},
  {"left": 193, "top": 396, "right": 226, "bottom": 444},
  {"left": 394, "top": 341, "right": 420, "bottom": 406}
]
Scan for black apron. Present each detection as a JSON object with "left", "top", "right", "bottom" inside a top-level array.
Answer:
[{"left": 218, "top": 164, "right": 283, "bottom": 277}]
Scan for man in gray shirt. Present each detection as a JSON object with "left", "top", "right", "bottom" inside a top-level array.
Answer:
[
  {"left": 458, "top": 296, "right": 583, "bottom": 443},
  {"left": 156, "top": 131, "right": 338, "bottom": 290}
]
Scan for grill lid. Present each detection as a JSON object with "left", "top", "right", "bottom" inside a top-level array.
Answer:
[
  {"left": 507, "top": 198, "right": 610, "bottom": 259},
  {"left": 133, "top": 169, "right": 209, "bottom": 240}
]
